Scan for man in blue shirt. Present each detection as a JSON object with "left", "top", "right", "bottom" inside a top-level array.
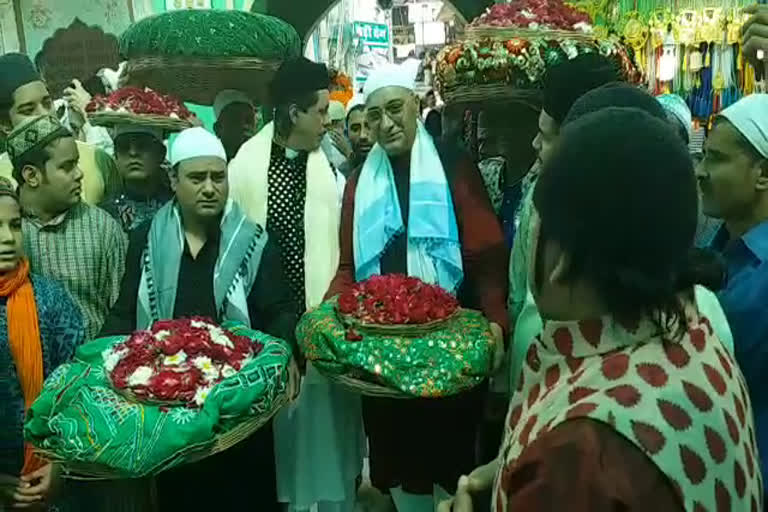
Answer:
[{"left": 698, "top": 93, "right": 768, "bottom": 497}]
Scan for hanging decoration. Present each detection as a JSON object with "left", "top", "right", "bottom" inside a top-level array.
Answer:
[{"left": 604, "top": 0, "right": 757, "bottom": 121}]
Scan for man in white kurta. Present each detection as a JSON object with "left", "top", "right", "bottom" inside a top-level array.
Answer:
[{"left": 228, "top": 57, "right": 364, "bottom": 512}]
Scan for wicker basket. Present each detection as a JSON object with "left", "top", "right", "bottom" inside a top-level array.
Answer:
[
  {"left": 89, "top": 111, "right": 193, "bottom": 131},
  {"left": 39, "top": 393, "right": 288, "bottom": 480},
  {"left": 465, "top": 26, "right": 596, "bottom": 42},
  {"left": 123, "top": 56, "right": 282, "bottom": 106},
  {"left": 114, "top": 388, "right": 187, "bottom": 408},
  {"left": 326, "top": 373, "right": 410, "bottom": 399},
  {"left": 441, "top": 83, "right": 542, "bottom": 105},
  {"left": 338, "top": 309, "right": 459, "bottom": 336}
]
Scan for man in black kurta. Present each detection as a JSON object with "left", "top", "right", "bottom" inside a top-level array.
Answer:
[{"left": 101, "top": 127, "right": 297, "bottom": 512}]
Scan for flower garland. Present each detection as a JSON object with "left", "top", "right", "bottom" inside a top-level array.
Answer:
[
  {"left": 104, "top": 317, "right": 261, "bottom": 407},
  {"left": 87, "top": 86, "right": 194, "bottom": 120}
]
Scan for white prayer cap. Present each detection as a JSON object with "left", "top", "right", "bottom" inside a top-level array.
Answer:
[
  {"left": 114, "top": 124, "right": 163, "bottom": 142},
  {"left": 213, "top": 89, "right": 254, "bottom": 119},
  {"left": 170, "top": 127, "right": 226, "bottom": 167},
  {"left": 719, "top": 94, "right": 768, "bottom": 159},
  {"left": 363, "top": 60, "right": 419, "bottom": 99},
  {"left": 329, "top": 100, "right": 346, "bottom": 122},
  {"left": 346, "top": 94, "right": 365, "bottom": 115}
]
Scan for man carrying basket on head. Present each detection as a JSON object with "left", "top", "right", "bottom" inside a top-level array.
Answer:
[{"left": 326, "top": 61, "right": 509, "bottom": 512}]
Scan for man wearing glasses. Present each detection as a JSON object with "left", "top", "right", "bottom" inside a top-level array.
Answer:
[{"left": 327, "top": 62, "right": 509, "bottom": 512}]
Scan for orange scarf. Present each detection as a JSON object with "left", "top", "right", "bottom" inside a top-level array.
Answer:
[{"left": 2, "top": 259, "right": 46, "bottom": 475}]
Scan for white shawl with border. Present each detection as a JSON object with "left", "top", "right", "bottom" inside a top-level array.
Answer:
[{"left": 227, "top": 121, "right": 341, "bottom": 310}]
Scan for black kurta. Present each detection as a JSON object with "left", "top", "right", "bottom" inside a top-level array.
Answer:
[{"left": 101, "top": 220, "right": 298, "bottom": 512}]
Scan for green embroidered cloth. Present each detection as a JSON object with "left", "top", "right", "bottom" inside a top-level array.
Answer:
[
  {"left": 120, "top": 10, "right": 301, "bottom": 60},
  {"left": 24, "top": 322, "right": 291, "bottom": 478},
  {"left": 297, "top": 298, "right": 494, "bottom": 398}
]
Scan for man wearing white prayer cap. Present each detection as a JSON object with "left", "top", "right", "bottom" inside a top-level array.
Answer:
[
  {"left": 326, "top": 60, "right": 509, "bottom": 512},
  {"left": 698, "top": 93, "right": 768, "bottom": 501},
  {"left": 337, "top": 95, "right": 371, "bottom": 177},
  {"left": 100, "top": 123, "right": 171, "bottom": 231},
  {"left": 213, "top": 89, "right": 257, "bottom": 161},
  {"left": 101, "top": 126, "right": 298, "bottom": 512}
]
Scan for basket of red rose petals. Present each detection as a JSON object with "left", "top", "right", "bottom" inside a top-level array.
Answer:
[
  {"left": 337, "top": 275, "right": 460, "bottom": 336},
  {"left": 24, "top": 318, "right": 292, "bottom": 478},
  {"left": 297, "top": 275, "right": 495, "bottom": 399},
  {"left": 105, "top": 317, "right": 259, "bottom": 407},
  {"left": 86, "top": 86, "right": 196, "bottom": 131}
]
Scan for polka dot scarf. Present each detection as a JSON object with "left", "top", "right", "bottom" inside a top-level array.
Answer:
[{"left": 494, "top": 306, "right": 763, "bottom": 512}]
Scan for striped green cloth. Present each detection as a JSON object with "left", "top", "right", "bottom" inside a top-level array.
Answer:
[{"left": 23, "top": 202, "right": 127, "bottom": 340}]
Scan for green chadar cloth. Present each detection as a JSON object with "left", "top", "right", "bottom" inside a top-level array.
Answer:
[
  {"left": 120, "top": 10, "right": 301, "bottom": 60},
  {"left": 297, "top": 298, "right": 494, "bottom": 398},
  {"left": 24, "top": 322, "right": 291, "bottom": 478}
]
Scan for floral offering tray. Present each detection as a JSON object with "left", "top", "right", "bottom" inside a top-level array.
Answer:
[
  {"left": 89, "top": 112, "right": 193, "bottom": 131},
  {"left": 298, "top": 297, "right": 494, "bottom": 399},
  {"left": 24, "top": 321, "right": 292, "bottom": 479}
]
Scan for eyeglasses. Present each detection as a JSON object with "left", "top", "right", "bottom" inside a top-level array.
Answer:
[{"left": 366, "top": 100, "right": 406, "bottom": 127}]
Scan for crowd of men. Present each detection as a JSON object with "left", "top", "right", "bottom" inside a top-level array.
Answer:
[{"left": 2, "top": 6, "right": 768, "bottom": 512}]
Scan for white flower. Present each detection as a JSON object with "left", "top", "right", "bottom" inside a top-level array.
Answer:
[
  {"left": 521, "top": 9, "right": 535, "bottom": 18},
  {"left": 164, "top": 350, "right": 187, "bottom": 366},
  {"left": 574, "top": 22, "right": 593, "bottom": 33},
  {"left": 169, "top": 112, "right": 180, "bottom": 119},
  {"left": 221, "top": 365, "right": 237, "bottom": 378},
  {"left": 102, "top": 347, "right": 128, "bottom": 373},
  {"left": 193, "top": 385, "right": 213, "bottom": 406},
  {"left": 193, "top": 356, "right": 220, "bottom": 382},
  {"left": 127, "top": 366, "right": 153, "bottom": 387},
  {"left": 154, "top": 330, "right": 171, "bottom": 340},
  {"left": 191, "top": 320, "right": 208, "bottom": 329},
  {"left": 207, "top": 326, "right": 234, "bottom": 349}
]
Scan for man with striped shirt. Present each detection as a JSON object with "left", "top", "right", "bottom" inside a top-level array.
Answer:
[{"left": 7, "top": 115, "right": 126, "bottom": 339}]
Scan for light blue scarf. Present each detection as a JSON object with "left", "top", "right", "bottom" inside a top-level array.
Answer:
[
  {"left": 137, "top": 199, "right": 267, "bottom": 329},
  {"left": 353, "top": 122, "right": 463, "bottom": 292}
]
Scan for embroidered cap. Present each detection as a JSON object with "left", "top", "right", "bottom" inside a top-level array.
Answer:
[{"left": 6, "top": 115, "right": 72, "bottom": 166}]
